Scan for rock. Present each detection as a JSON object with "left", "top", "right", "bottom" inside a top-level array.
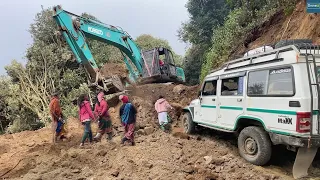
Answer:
[
  {"left": 97, "top": 150, "right": 108, "bottom": 156},
  {"left": 27, "top": 142, "right": 35, "bottom": 147},
  {"left": 204, "top": 172, "right": 219, "bottom": 180},
  {"left": 183, "top": 165, "right": 194, "bottom": 174},
  {"left": 71, "top": 169, "right": 81, "bottom": 173},
  {"left": 173, "top": 85, "right": 186, "bottom": 94},
  {"left": 204, "top": 156, "right": 213, "bottom": 165},
  {"left": 111, "top": 170, "right": 119, "bottom": 177},
  {"left": 142, "top": 161, "right": 153, "bottom": 169},
  {"left": 136, "top": 129, "right": 145, "bottom": 135},
  {"left": 144, "top": 127, "right": 154, "bottom": 135},
  {"left": 186, "top": 175, "right": 195, "bottom": 180},
  {"left": 69, "top": 151, "right": 78, "bottom": 158},
  {"left": 211, "top": 157, "right": 225, "bottom": 165}
]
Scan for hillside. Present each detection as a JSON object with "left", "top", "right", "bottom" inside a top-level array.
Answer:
[{"left": 234, "top": 1, "right": 320, "bottom": 57}]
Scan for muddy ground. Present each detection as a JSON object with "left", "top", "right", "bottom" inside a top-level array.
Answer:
[{"left": 0, "top": 83, "right": 320, "bottom": 180}]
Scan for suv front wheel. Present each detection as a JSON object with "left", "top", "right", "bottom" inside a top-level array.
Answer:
[
  {"left": 238, "top": 126, "right": 272, "bottom": 166},
  {"left": 182, "top": 112, "right": 195, "bottom": 134}
]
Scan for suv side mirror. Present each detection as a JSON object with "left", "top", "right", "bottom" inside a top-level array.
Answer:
[{"left": 198, "top": 91, "right": 201, "bottom": 97}]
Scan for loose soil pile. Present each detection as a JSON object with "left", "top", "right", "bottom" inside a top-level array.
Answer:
[
  {"left": 0, "top": 83, "right": 319, "bottom": 180},
  {"left": 100, "top": 63, "right": 128, "bottom": 79}
]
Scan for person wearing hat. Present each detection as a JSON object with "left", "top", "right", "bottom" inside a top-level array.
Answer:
[
  {"left": 119, "top": 95, "right": 137, "bottom": 146},
  {"left": 49, "top": 91, "right": 65, "bottom": 144}
]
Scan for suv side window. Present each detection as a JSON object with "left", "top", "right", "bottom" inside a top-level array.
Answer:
[
  {"left": 221, "top": 77, "right": 244, "bottom": 96},
  {"left": 247, "top": 67, "right": 294, "bottom": 96},
  {"left": 202, "top": 80, "right": 217, "bottom": 96}
]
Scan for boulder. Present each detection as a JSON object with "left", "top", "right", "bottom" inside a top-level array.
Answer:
[
  {"left": 136, "top": 129, "right": 145, "bottom": 135},
  {"left": 144, "top": 127, "right": 154, "bottom": 135}
]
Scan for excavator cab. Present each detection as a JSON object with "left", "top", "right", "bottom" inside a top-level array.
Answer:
[{"left": 140, "top": 47, "right": 185, "bottom": 84}]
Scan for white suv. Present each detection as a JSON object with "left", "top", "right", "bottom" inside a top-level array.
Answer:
[{"left": 182, "top": 40, "right": 320, "bottom": 179}]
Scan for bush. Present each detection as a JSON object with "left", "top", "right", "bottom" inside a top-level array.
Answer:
[
  {"left": 6, "top": 118, "right": 32, "bottom": 134},
  {"left": 200, "top": 4, "right": 281, "bottom": 81}
]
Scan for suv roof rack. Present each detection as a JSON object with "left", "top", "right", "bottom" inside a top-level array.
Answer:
[{"left": 208, "top": 43, "right": 320, "bottom": 74}]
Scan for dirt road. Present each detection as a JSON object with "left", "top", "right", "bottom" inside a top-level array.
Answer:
[{"left": 0, "top": 84, "right": 319, "bottom": 180}]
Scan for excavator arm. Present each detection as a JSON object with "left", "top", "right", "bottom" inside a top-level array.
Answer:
[
  {"left": 53, "top": 5, "right": 186, "bottom": 94},
  {"left": 53, "top": 5, "right": 143, "bottom": 92}
]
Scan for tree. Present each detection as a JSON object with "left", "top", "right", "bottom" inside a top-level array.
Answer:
[
  {"left": 4, "top": 7, "right": 95, "bottom": 132},
  {"left": 178, "top": 0, "right": 230, "bottom": 47},
  {"left": 81, "top": 13, "right": 123, "bottom": 66},
  {"left": 183, "top": 45, "right": 204, "bottom": 85}
]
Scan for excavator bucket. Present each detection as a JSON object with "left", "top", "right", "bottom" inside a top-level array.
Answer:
[{"left": 292, "top": 147, "right": 318, "bottom": 179}]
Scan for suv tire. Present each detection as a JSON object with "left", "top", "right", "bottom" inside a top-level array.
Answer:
[
  {"left": 238, "top": 126, "right": 272, "bottom": 166},
  {"left": 182, "top": 112, "right": 195, "bottom": 134},
  {"left": 275, "top": 39, "right": 312, "bottom": 49}
]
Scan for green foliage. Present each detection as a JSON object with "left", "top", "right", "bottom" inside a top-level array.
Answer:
[
  {"left": 178, "top": 0, "right": 231, "bottom": 46},
  {"left": 181, "top": 0, "right": 298, "bottom": 83},
  {"left": 81, "top": 13, "right": 122, "bottom": 66},
  {"left": 183, "top": 45, "right": 205, "bottom": 85},
  {"left": 200, "top": 4, "right": 280, "bottom": 80},
  {"left": 3, "top": 8, "right": 95, "bottom": 133},
  {"left": 136, "top": 34, "right": 171, "bottom": 50}
]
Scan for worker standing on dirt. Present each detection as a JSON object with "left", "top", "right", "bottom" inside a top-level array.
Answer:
[
  {"left": 154, "top": 95, "right": 173, "bottom": 131},
  {"left": 119, "top": 95, "right": 137, "bottom": 146},
  {"left": 78, "top": 94, "right": 96, "bottom": 147},
  {"left": 93, "top": 92, "right": 113, "bottom": 141},
  {"left": 49, "top": 91, "right": 66, "bottom": 144}
]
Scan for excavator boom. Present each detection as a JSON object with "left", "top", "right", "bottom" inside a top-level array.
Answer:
[{"left": 52, "top": 5, "right": 185, "bottom": 94}]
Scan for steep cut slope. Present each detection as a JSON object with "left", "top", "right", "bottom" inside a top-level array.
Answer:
[{"left": 233, "top": 1, "right": 320, "bottom": 57}]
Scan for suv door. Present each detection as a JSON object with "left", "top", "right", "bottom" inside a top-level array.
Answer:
[
  {"left": 217, "top": 72, "right": 246, "bottom": 130},
  {"left": 199, "top": 77, "right": 218, "bottom": 124}
]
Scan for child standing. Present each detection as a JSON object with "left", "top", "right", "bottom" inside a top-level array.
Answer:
[
  {"left": 93, "top": 92, "right": 113, "bottom": 141},
  {"left": 78, "top": 94, "right": 95, "bottom": 147}
]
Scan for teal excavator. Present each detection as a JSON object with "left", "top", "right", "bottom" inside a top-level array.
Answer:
[{"left": 52, "top": 5, "right": 185, "bottom": 94}]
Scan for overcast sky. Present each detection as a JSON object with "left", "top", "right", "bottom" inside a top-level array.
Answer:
[{"left": 0, "top": 0, "right": 189, "bottom": 74}]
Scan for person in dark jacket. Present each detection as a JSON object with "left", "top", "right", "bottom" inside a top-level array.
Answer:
[{"left": 119, "top": 95, "right": 137, "bottom": 146}]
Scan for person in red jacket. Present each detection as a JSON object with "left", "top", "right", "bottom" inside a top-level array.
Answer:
[
  {"left": 49, "top": 91, "right": 66, "bottom": 144},
  {"left": 78, "top": 94, "right": 95, "bottom": 147},
  {"left": 93, "top": 92, "right": 113, "bottom": 141}
]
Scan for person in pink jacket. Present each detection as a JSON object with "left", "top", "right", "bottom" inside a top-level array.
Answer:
[
  {"left": 93, "top": 92, "right": 113, "bottom": 141},
  {"left": 154, "top": 95, "right": 173, "bottom": 131},
  {"left": 78, "top": 94, "right": 95, "bottom": 147}
]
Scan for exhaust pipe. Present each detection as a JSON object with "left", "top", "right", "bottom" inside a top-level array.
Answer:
[{"left": 292, "top": 147, "right": 318, "bottom": 179}]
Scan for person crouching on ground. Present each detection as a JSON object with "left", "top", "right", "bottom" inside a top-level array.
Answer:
[
  {"left": 93, "top": 92, "right": 113, "bottom": 141},
  {"left": 49, "top": 91, "right": 66, "bottom": 144},
  {"left": 119, "top": 95, "right": 137, "bottom": 146},
  {"left": 78, "top": 94, "right": 96, "bottom": 147},
  {"left": 154, "top": 95, "right": 173, "bottom": 131}
]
